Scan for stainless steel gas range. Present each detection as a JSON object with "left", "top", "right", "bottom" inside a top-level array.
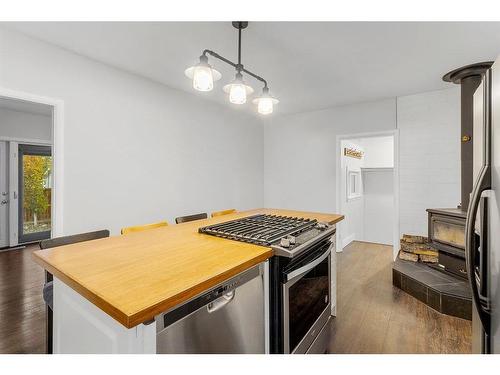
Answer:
[{"left": 199, "top": 214, "right": 336, "bottom": 354}]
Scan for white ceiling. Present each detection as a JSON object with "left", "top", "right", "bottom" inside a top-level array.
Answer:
[
  {"left": 3, "top": 22, "right": 500, "bottom": 115},
  {"left": 0, "top": 97, "right": 52, "bottom": 116}
]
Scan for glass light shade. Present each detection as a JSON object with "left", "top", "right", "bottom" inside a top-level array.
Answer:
[
  {"left": 193, "top": 65, "right": 214, "bottom": 91},
  {"left": 229, "top": 84, "right": 247, "bottom": 104},
  {"left": 257, "top": 97, "right": 273, "bottom": 114},
  {"left": 184, "top": 62, "right": 221, "bottom": 92},
  {"left": 223, "top": 75, "right": 254, "bottom": 105},
  {"left": 252, "top": 93, "right": 279, "bottom": 115}
]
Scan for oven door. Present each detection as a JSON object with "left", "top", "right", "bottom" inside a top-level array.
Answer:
[{"left": 282, "top": 240, "right": 332, "bottom": 354}]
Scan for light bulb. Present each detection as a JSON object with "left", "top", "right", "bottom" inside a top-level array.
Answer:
[
  {"left": 184, "top": 55, "right": 221, "bottom": 92},
  {"left": 252, "top": 88, "right": 279, "bottom": 115},
  {"left": 223, "top": 72, "right": 254, "bottom": 105},
  {"left": 257, "top": 97, "right": 274, "bottom": 114},
  {"left": 192, "top": 65, "right": 213, "bottom": 91},
  {"left": 229, "top": 84, "right": 247, "bottom": 104}
]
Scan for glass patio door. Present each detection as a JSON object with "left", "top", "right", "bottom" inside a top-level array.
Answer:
[{"left": 18, "top": 144, "right": 52, "bottom": 243}]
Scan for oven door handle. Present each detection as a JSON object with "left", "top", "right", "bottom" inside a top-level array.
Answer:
[{"left": 284, "top": 243, "right": 332, "bottom": 283}]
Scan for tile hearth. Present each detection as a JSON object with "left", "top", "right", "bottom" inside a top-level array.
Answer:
[{"left": 392, "top": 258, "right": 472, "bottom": 320}]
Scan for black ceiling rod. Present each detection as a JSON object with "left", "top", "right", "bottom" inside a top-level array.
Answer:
[
  {"left": 233, "top": 21, "right": 246, "bottom": 73},
  {"left": 201, "top": 21, "right": 268, "bottom": 89},
  {"left": 238, "top": 25, "right": 242, "bottom": 66},
  {"left": 202, "top": 49, "right": 237, "bottom": 69},
  {"left": 242, "top": 67, "right": 268, "bottom": 89}
]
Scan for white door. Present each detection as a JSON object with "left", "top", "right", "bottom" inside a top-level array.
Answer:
[{"left": 0, "top": 141, "right": 9, "bottom": 247}]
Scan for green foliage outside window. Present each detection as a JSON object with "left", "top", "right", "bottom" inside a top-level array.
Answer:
[{"left": 23, "top": 155, "right": 52, "bottom": 226}]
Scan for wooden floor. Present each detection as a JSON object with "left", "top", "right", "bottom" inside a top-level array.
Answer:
[
  {"left": 328, "top": 241, "right": 472, "bottom": 353},
  {"left": 0, "top": 244, "right": 45, "bottom": 354},
  {"left": 0, "top": 241, "right": 472, "bottom": 354}
]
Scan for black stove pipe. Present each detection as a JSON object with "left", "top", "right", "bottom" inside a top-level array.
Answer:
[{"left": 443, "top": 62, "right": 493, "bottom": 211}]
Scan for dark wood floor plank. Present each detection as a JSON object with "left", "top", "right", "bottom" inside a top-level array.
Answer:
[
  {"left": 0, "top": 245, "right": 46, "bottom": 354},
  {"left": 329, "top": 241, "right": 471, "bottom": 354}
]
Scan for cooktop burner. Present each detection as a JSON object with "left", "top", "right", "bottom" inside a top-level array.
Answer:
[{"left": 198, "top": 214, "right": 318, "bottom": 246}]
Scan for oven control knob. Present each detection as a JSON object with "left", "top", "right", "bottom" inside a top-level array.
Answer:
[
  {"left": 287, "top": 235, "right": 296, "bottom": 245},
  {"left": 280, "top": 238, "right": 290, "bottom": 248},
  {"left": 316, "top": 222, "right": 328, "bottom": 230}
]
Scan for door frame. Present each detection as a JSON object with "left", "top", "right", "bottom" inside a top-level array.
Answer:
[
  {"left": 335, "top": 129, "right": 400, "bottom": 260},
  {"left": 0, "top": 141, "right": 8, "bottom": 248},
  {"left": 0, "top": 139, "right": 52, "bottom": 249},
  {"left": 0, "top": 87, "right": 64, "bottom": 246}
]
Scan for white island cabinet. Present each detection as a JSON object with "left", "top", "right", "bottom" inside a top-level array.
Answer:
[
  {"left": 53, "top": 278, "right": 156, "bottom": 354},
  {"left": 31, "top": 209, "right": 343, "bottom": 354}
]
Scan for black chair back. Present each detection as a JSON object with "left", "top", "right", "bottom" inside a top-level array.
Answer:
[
  {"left": 39, "top": 229, "right": 110, "bottom": 250},
  {"left": 175, "top": 213, "right": 208, "bottom": 224}
]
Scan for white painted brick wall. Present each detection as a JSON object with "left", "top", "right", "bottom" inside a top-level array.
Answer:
[{"left": 397, "top": 87, "right": 461, "bottom": 236}]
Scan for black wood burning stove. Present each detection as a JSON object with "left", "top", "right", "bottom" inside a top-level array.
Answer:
[
  {"left": 391, "top": 62, "right": 495, "bottom": 320},
  {"left": 426, "top": 208, "right": 467, "bottom": 279},
  {"left": 425, "top": 62, "right": 494, "bottom": 279}
]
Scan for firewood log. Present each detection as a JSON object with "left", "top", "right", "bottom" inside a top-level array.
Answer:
[
  {"left": 399, "top": 251, "right": 419, "bottom": 262},
  {"left": 419, "top": 254, "right": 439, "bottom": 263},
  {"left": 400, "top": 241, "right": 434, "bottom": 254},
  {"left": 402, "top": 234, "right": 428, "bottom": 244}
]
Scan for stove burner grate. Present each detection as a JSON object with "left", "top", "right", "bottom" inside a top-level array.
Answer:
[{"left": 199, "top": 214, "right": 317, "bottom": 246}]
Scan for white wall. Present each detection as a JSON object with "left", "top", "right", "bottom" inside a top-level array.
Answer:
[
  {"left": 361, "top": 135, "right": 394, "bottom": 168},
  {"left": 0, "top": 107, "right": 52, "bottom": 141},
  {"left": 264, "top": 99, "right": 396, "bottom": 251},
  {"left": 359, "top": 135, "right": 394, "bottom": 245},
  {"left": 398, "top": 87, "right": 460, "bottom": 236},
  {"left": 362, "top": 169, "right": 394, "bottom": 245},
  {"left": 0, "top": 28, "right": 264, "bottom": 236},
  {"left": 264, "top": 99, "right": 397, "bottom": 212}
]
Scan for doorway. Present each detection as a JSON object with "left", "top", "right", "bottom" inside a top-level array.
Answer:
[
  {"left": 0, "top": 92, "right": 61, "bottom": 249},
  {"left": 0, "top": 90, "right": 63, "bottom": 353},
  {"left": 0, "top": 141, "right": 8, "bottom": 247},
  {"left": 336, "top": 130, "right": 399, "bottom": 259}
]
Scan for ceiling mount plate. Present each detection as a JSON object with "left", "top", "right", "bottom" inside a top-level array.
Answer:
[
  {"left": 232, "top": 21, "right": 249, "bottom": 30},
  {"left": 443, "top": 61, "right": 494, "bottom": 83}
]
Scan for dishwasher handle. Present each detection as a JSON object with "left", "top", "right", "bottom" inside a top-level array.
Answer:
[{"left": 207, "top": 290, "right": 235, "bottom": 313}]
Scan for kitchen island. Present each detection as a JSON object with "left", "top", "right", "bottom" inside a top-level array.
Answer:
[{"left": 33, "top": 208, "right": 344, "bottom": 353}]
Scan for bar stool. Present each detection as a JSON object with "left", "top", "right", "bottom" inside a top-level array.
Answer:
[
  {"left": 120, "top": 221, "right": 168, "bottom": 235},
  {"left": 211, "top": 209, "right": 236, "bottom": 218},
  {"left": 39, "top": 229, "right": 110, "bottom": 354},
  {"left": 175, "top": 213, "right": 208, "bottom": 224}
]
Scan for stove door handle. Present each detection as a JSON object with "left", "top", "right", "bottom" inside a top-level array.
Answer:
[{"left": 284, "top": 243, "right": 332, "bottom": 283}]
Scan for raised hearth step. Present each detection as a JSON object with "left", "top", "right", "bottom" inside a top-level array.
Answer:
[{"left": 392, "top": 257, "right": 472, "bottom": 320}]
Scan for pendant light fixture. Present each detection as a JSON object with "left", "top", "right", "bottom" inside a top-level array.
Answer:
[{"left": 185, "top": 21, "right": 278, "bottom": 114}]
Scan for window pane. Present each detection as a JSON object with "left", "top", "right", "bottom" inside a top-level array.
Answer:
[{"left": 22, "top": 154, "right": 52, "bottom": 235}]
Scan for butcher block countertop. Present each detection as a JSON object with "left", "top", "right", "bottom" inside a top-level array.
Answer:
[{"left": 33, "top": 208, "right": 344, "bottom": 328}]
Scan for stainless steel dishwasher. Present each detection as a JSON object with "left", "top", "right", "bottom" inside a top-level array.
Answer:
[{"left": 155, "top": 262, "right": 268, "bottom": 353}]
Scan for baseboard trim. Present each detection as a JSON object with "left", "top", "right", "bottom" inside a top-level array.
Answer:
[
  {"left": 353, "top": 239, "right": 393, "bottom": 246},
  {"left": 341, "top": 234, "right": 355, "bottom": 249},
  {"left": 0, "top": 245, "right": 27, "bottom": 252}
]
